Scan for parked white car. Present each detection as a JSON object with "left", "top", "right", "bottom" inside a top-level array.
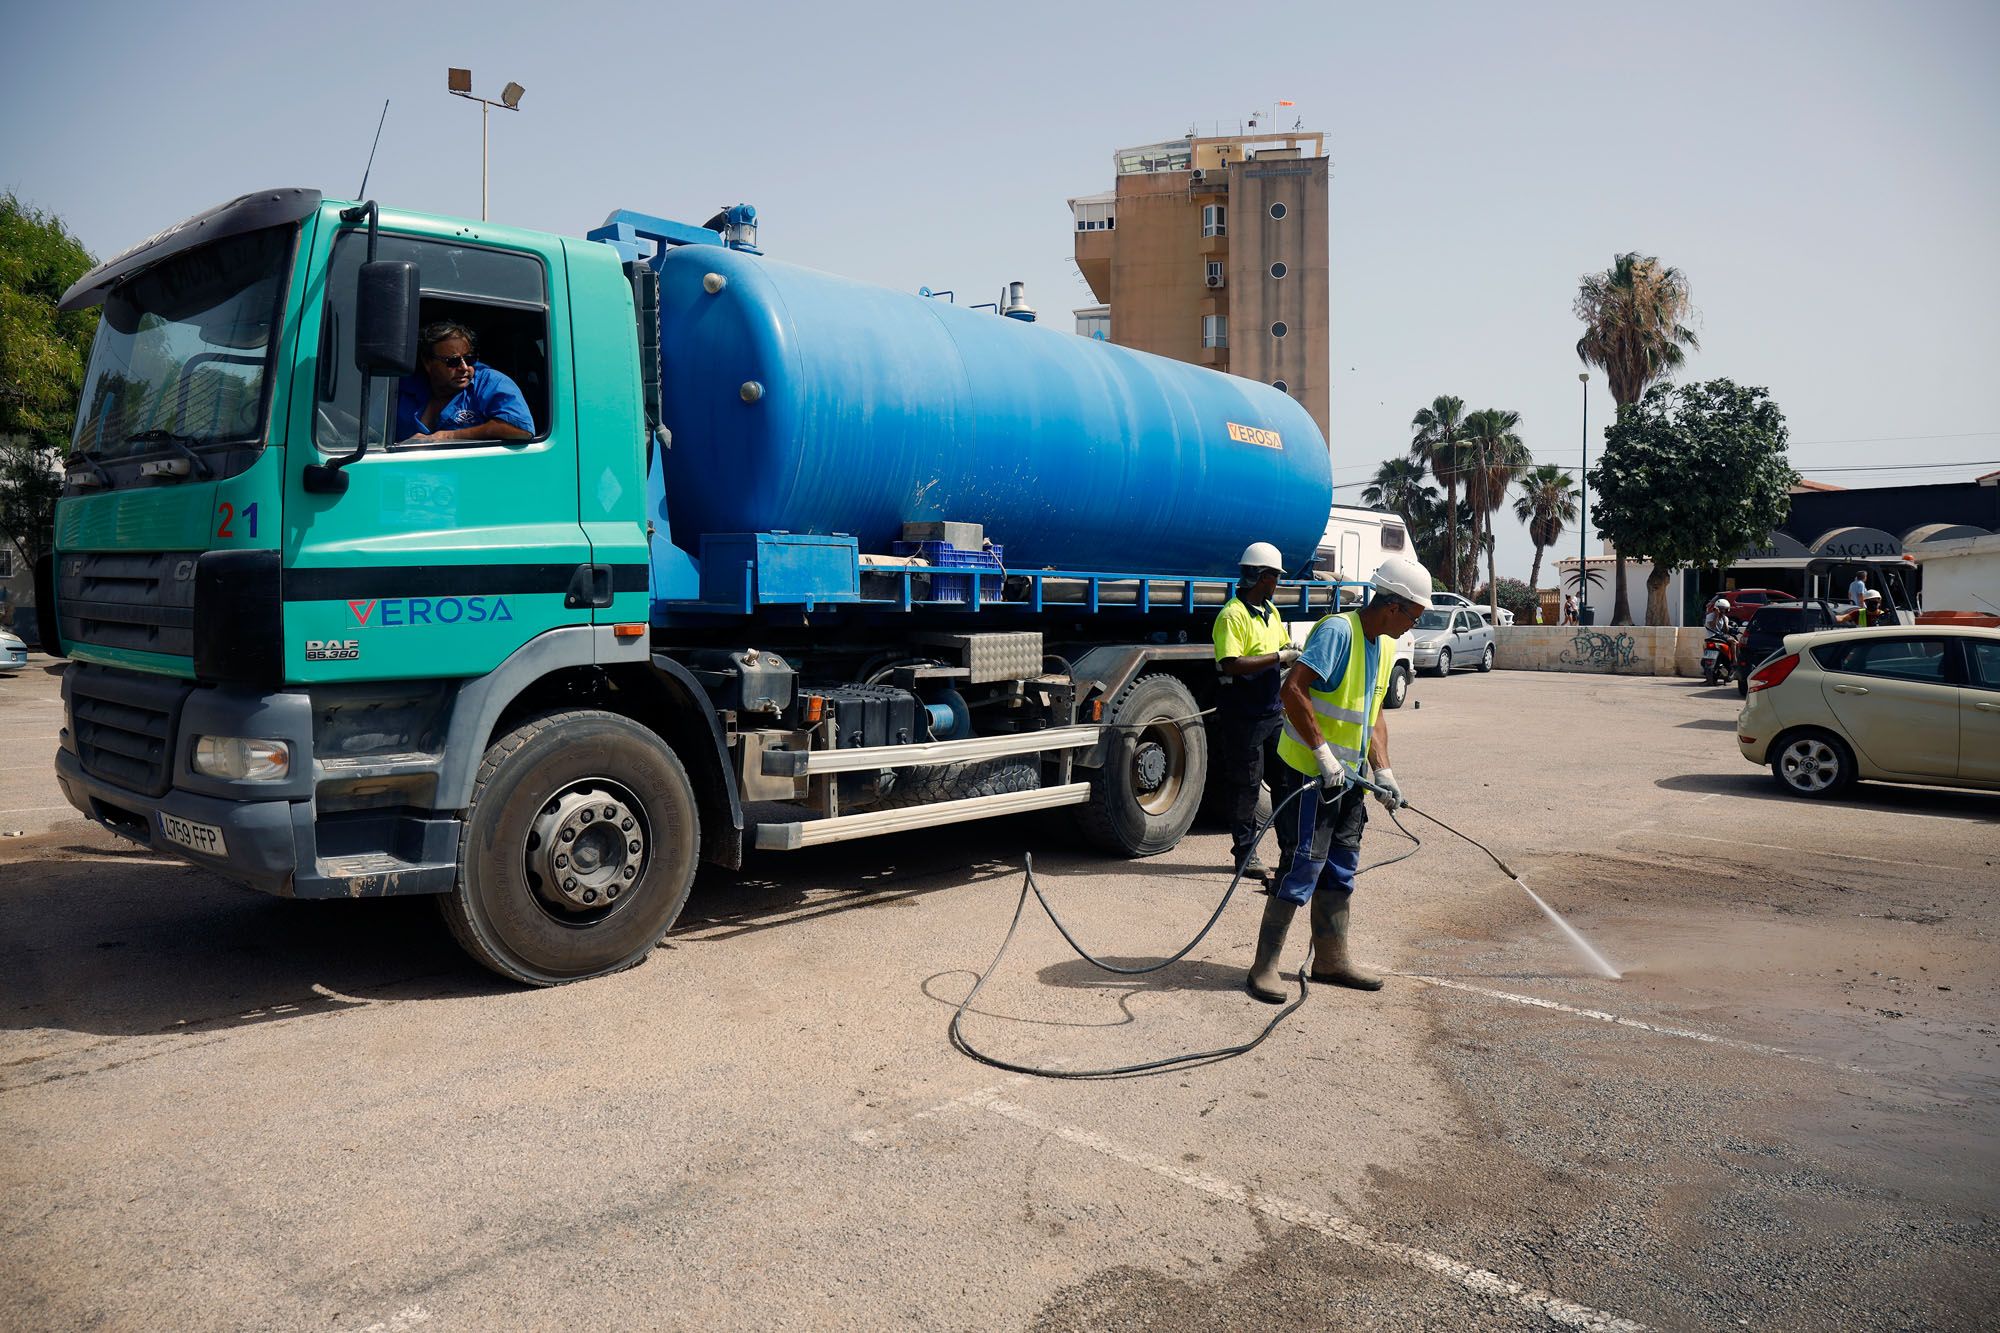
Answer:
[
  {"left": 1, "top": 628, "right": 28, "bottom": 672},
  {"left": 1431, "top": 591, "right": 1515, "bottom": 627}
]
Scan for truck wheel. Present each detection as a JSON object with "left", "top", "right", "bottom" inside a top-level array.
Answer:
[
  {"left": 442, "top": 709, "right": 700, "bottom": 986},
  {"left": 1076, "top": 673, "right": 1207, "bottom": 856},
  {"left": 1383, "top": 662, "right": 1411, "bottom": 710}
]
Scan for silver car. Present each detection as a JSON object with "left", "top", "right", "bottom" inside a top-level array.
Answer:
[
  {"left": 1, "top": 628, "right": 29, "bottom": 672},
  {"left": 1411, "top": 608, "right": 1495, "bottom": 676}
]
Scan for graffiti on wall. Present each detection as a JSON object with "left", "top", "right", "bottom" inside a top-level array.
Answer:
[{"left": 1559, "top": 629, "right": 1637, "bottom": 671}]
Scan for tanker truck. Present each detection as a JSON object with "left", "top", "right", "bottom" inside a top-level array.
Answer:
[{"left": 42, "top": 188, "right": 1338, "bottom": 984}]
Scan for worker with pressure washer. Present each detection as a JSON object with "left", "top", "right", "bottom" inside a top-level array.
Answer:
[
  {"left": 1212, "top": 542, "right": 1301, "bottom": 883},
  {"left": 1245, "top": 556, "right": 1433, "bottom": 1001}
]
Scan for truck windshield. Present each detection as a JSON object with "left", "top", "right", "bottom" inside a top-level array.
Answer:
[{"left": 69, "top": 225, "right": 292, "bottom": 472}]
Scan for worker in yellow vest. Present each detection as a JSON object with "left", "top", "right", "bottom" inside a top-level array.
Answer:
[
  {"left": 1212, "top": 541, "right": 1301, "bottom": 882},
  {"left": 1245, "top": 556, "right": 1433, "bottom": 1001}
]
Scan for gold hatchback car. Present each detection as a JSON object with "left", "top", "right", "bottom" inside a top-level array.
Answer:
[{"left": 1736, "top": 625, "right": 2000, "bottom": 798}]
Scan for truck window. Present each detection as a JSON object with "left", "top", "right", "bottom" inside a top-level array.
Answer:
[{"left": 314, "top": 233, "right": 551, "bottom": 451}]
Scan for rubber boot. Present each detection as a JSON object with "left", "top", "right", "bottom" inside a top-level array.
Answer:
[
  {"left": 1308, "top": 896, "right": 1384, "bottom": 991},
  {"left": 1245, "top": 896, "right": 1299, "bottom": 1003}
]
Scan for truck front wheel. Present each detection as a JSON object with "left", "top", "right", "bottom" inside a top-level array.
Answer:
[
  {"left": 1077, "top": 673, "right": 1207, "bottom": 857},
  {"left": 443, "top": 709, "right": 700, "bottom": 986}
]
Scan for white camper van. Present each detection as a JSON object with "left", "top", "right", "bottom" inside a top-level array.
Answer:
[{"left": 1286, "top": 505, "right": 1419, "bottom": 709}]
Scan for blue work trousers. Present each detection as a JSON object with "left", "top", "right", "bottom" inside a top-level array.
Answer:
[{"left": 1270, "top": 761, "right": 1369, "bottom": 907}]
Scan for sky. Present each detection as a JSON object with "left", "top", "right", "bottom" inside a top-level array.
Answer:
[{"left": 5, "top": 0, "right": 1997, "bottom": 583}]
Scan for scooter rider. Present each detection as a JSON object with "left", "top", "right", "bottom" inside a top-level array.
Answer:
[
  {"left": 1704, "top": 598, "right": 1732, "bottom": 634},
  {"left": 1245, "top": 556, "right": 1432, "bottom": 1001},
  {"left": 1212, "top": 542, "right": 1300, "bottom": 881}
]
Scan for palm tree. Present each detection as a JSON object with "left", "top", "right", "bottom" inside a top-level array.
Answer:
[
  {"left": 1512, "top": 463, "right": 1579, "bottom": 621},
  {"left": 1408, "top": 396, "right": 1469, "bottom": 591},
  {"left": 1360, "top": 456, "right": 1435, "bottom": 519},
  {"left": 1574, "top": 253, "right": 1699, "bottom": 623},
  {"left": 1459, "top": 409, "right": 1531, "bottom": 622}
]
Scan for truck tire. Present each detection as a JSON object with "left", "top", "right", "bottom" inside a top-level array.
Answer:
[
  {"left": 442, "top": 709, "right": 700, "bottom": 986},
  {"left": 1383, "top": 662, "right": 1412, "bottom": 709},
  {"left": 873, "top": 756, "right": 1038, "bottom": 809},
  {"left": 1076, "top": 673, "right": 1207, "bottom": 857}
]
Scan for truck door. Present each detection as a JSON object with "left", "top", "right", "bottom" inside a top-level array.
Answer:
[{"left": 287, "top": 222, "right": 589, "bottom": 682}]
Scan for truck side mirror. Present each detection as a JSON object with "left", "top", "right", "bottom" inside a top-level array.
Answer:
[{"left": 355, "top": 260, "right": 420, "bottom": 376}]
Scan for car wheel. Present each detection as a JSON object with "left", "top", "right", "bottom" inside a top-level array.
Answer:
[
  {"left": 1383, "top": 662, "right": 1411, "bottom": 710},
  {"left": 1770, "top": 729, "right": 1856, "bottom": 799},
  {"left": 1478, "top": 644, "right": 1494, "bottom": 673},
  {"left": 1434, "top": 648, "right": 1452, "bottom": 677}
]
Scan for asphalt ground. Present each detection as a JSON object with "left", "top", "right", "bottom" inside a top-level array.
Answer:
[{"left": 2, "top": 658, "right": 1996, "bottom": 1330}]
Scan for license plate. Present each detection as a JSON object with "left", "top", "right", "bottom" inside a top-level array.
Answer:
[
  {"left": 159, "top": 811, "right": 228, "bottom": 857},
  {"left": 1702, "top": 650, "right": 1717, "bottom": 662}
]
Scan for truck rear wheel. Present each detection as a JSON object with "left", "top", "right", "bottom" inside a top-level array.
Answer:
[
  {"left": 1076, "top": 673, "right": 1207, "bottom": 857},
  {"left": 442, "top": 709, "right": 700, "bottom": 986}
]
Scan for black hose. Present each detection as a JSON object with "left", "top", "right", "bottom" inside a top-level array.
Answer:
[{"left": 949, "top": 781, "right": 1427, "bottom": 1079}]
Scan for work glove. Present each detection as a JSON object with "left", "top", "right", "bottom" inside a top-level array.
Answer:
[
  {"left": 1278, "top": 645, "right": 1302, "bottom": 668},
  {"left": 1370, "top": 766, "right": 1406, "bottom": 812},
  {"left": 1312, "top": 742, "right": 1349, "bottom": 792}
]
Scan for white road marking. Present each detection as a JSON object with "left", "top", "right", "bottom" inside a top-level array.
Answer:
[
  {"left": 1660, "top": 829, "right": 1968, "bottom": 869},
  {"left": 969, "top": 1092, "right": 1644, "bottom": 1332},
  {"left": 849, "top": 1075, "right": 1033, "bottom": 1145},
  {"left": 1406, "top": 975, "right": 1874, "bottom": 1075},
  {"left": 353, "top": 1305, "right": 431, "bottom": 1332}
]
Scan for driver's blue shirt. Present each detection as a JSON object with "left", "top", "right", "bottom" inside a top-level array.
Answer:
[{"left": 396, "top": 363, "right": 533, "bottom": 440}]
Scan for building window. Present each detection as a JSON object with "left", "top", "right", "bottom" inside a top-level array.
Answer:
[
  {"left": 1204, "top": 260, "right": 1224, "bottom": 288},
  {"left": 1202, "top": 315, "right": 1228, "bottom": 349},
  {"left": 1072, "top": 200, "right": 1117, "bottom": 231},
  {"left": 1269, "top": 202, "right": 1288, "bottom": 220},
  {"left": 1201, "top": 204, "right": 1226, "bottom": 238},
  {"left": 1271, "top": 321, "right": 1288, "bottom": 338},
  {"left": 1269, "top": 261, "right": 1287, "bottom": 279},
  {"left": 1075, "top": 311, "right": 1110, "bottom": 341},
  {"left": 1272, "top": 380, "right": 1288, "bottom": 393}
]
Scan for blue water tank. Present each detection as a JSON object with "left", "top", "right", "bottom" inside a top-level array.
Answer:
[{"left": 655, "top": 246, "right": 1331, "bottom": 577}]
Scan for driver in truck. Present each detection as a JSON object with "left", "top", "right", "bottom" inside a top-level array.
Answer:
[{"left": 397, "top": 321, "right": 535, "bottom": 444}]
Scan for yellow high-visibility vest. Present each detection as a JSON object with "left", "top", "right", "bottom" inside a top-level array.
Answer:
[{"left": 1276, "top": 611, "right": 1391, "bottom": 776}]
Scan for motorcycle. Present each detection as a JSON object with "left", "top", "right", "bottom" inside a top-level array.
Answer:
[{"left": 1702, "top": 628, "right": 1741, "bottom": 685}]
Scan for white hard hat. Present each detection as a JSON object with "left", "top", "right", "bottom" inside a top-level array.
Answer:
[
  {"left": 1715, "top": 598, "right": 1731, "bottom": 611},
  {"left": 1369, "top": 556, "right": 1433, "bottom": 608},
  {"left": 1238, "top": 542, "right": 1284, "bottom": 572},
  {"left": 1864, "top": 589, "right": 1882, "bottom": 601}
]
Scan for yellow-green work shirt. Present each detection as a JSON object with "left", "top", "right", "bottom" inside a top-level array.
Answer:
[{"left": 1213, "top": 596, "right": 1291, "bottom": 717}]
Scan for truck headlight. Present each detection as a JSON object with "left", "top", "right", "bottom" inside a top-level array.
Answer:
[{"left": 193, "top": 736, "right": 292, "bottom": 781}]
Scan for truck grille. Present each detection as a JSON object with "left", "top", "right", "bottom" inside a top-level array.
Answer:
[
  {"left": 69, "top": 666, "right": 191, "bottom": 798},
  {"left": 58, "top": 551, "right": 199, "bottom": 657}
]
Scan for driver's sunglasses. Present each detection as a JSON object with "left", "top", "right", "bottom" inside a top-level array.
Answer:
[{"left": 431, "top": 353, "right": 475, "bottom": 368}]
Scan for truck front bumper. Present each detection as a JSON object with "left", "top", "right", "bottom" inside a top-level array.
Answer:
[
  {"left": 56, "top": 746, "right": 315, "bottom": 895},
  {"left": 56, "top": 663, "right": 460, "bottom": 899}
]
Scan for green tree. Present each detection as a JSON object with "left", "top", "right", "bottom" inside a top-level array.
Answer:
[
  {"left": 1408, "top": 395, "right": 1470, "bottom": 592},
  {"left": 1587, "top": 378, "right": 1795, "bottom": 626},
  {"left": 0, "top": 194, "right": 96, "bottom": 571},
  {"left": 1459, "top": 408, "right": 1530, "bottom": 621},
  {"left": 1574, "top": 252, "right": 1699, "bottom": 624},
  {"left": 1512, "top": 463, "right": 1580, "bottom": 619},
  {"left": 1473, "top": 576, "right": 1540, "bottom": 626},
  {"left": 1361, "top": 456, "right": 1438, "bottom": 528}
]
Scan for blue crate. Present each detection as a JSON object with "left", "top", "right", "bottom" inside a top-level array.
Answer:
[{"left": 892, "top": 540, "right": 1005, "bottom": 604}]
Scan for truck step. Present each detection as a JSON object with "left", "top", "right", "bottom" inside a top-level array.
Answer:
[
  {"left": 762, "top": 724, "right": 1099, "bottom": 777},
  {"left": 752, "top": 782, "right": 1092, "bottom": 851}
]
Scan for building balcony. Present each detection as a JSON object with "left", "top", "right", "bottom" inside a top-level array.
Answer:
[{"left": 1198, "top": 231, "right": 1228, "bottom": 256}]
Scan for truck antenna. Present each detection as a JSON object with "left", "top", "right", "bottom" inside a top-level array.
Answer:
[{"left": 357, "top": 99, "right": 390, "bottom": 198}]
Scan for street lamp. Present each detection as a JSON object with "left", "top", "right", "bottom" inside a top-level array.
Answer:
[
  {"left": 1577, "top": 371, "right": 1590, "bottom": 626},
  {"left": 447, "top": 67, "right": 525, "bottom": 221}
]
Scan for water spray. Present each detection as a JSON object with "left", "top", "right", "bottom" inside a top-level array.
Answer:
[{"left": 952, "top": 760, "right": 1623, "bottom": 1078}]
